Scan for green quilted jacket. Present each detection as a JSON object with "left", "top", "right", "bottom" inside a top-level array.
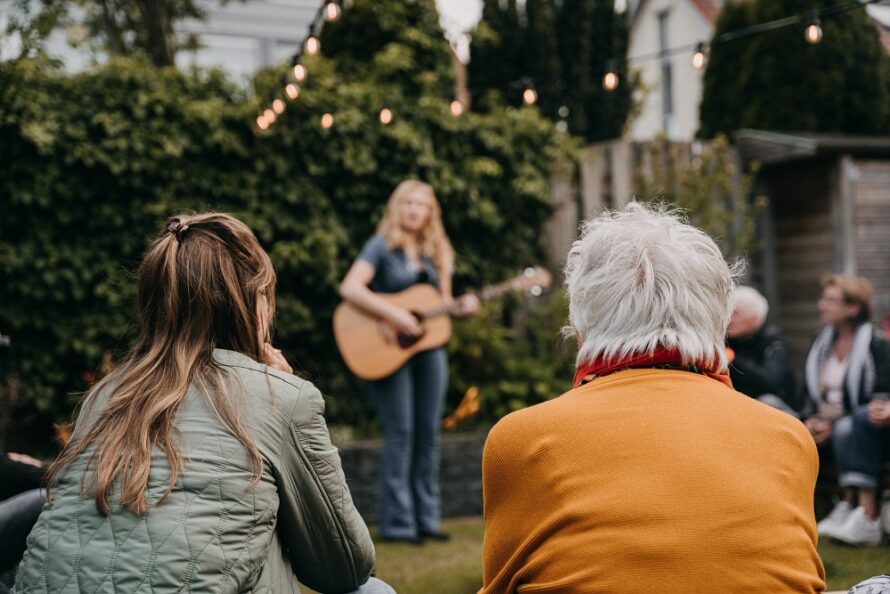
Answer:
[{"left": 16, "top": 349, "right": 375, "bottom": 593}]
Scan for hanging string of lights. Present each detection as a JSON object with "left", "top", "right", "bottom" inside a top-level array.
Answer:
[{"left": 255, "top": 0, "right": 881, "bottom": 132}]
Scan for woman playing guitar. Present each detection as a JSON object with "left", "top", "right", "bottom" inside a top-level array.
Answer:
[{"left": 340, "top": 180, "right": 479, "bottom": 544}]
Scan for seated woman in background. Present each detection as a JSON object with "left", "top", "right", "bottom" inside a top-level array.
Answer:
[
  {"left": 16, "top": 213, "right": 391, "bottom": 594},
  {"left": 805, "top": 275, "right": 890, "bottom": 546}
]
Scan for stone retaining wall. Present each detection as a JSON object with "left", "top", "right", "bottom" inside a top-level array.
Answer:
[{"left": 338, "top": 431, "right": 488, "bottom": 524}]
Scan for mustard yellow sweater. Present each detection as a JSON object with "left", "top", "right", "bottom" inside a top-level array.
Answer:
[{"left": 480, "top": 369, "right": 826, "bottom": 594}]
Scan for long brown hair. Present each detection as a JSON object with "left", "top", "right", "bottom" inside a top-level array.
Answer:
[
  {"left": 48, "top": 213, "right": 274, "bottom": 516},
  {"left": 377, "top": 180, "right": 455, "bottom": 279}
]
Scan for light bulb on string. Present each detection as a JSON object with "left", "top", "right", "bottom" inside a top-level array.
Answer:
[
  {"left": 272, "top": 99, "right": 285, "bottom": 115},
  {"left": 304, "top": 36, "right": 321, "bottom": 56},
  {"left": 324, "top": 1, "right": 341, "bottom": 22},
  {"left": 450, "top": 99, "right": 464, "bottom": 117},
  {"left": 522, "top": 87, "right": 537, "bottom": 105},
  {"left": 603, "top": 60, "right": 619, "bottom": 92},
  {"left": 805, "top": 11, "right": 822, "bottom": 44},
  {"left": 321, "top": 112, "right": 335, "bottom": 129},
  {"left": 293, "top": 63, "right": 308, "bottom": 82},
  {"left": 692, "top": 42, "right": 706, "bottom": 69},
  {"left": 263, "top": 108, "right": 276, "bottom": 125},
  {"left": 379, "top": 107, "right": 393, "bottom": 125},
  {"left": 256, "top": 114, "right": 269, "bottom": 130},
  {"left": 285, "top": 83, "right": 300, "bottom": 100}
]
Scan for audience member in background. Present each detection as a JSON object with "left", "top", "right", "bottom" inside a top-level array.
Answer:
[
  {"left": 0, "top": 452, "right": 44, "bottom": 594},
  {"left": 16, "top": 213, "right": 391, "bottom": 594},
  {"left": 805, "top": 275, "right": 890, "bottom": 546},
  {"left": 479, "top": 204, "right": 825, "bottom": 594},
  {"left": 726, "top": 286, "right": 798, "bottom": 413},
  {"left": 849, "top": 575, "right": 890, "bottom": 594}
]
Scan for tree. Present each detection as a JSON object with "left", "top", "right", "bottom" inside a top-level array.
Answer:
[
  {"left": 700, "top": 0, "right": 890, "bottom": 137},
  {"left": 468, "top": 0, "right": 632, "bottom": 142},
  {"left": 4, "top": 0, "right": 213, "bottom": 66}
]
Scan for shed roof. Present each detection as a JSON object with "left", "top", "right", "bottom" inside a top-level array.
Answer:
[{"left": 734, "top": 129, "right": 890, "bottom": 166}]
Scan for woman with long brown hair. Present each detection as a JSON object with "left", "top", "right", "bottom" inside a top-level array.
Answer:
[
  {"left": 17, "top": 213, "right": 392, "bottom": 593},
  {"left": 340, "top": 181, "right": 478, "bottom": 544}
]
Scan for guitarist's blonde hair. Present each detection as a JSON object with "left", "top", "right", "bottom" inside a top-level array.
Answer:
[{"left": 378, "top": 180, "right": 455, "bottom": 280}]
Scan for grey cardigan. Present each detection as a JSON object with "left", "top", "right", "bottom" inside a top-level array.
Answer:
[{"left": 16, "top": 349, "right": 374, "bottom": 593}]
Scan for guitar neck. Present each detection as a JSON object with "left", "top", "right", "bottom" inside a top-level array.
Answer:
[{"left": 421, "top": 278, "right": 536, "bottom": 320}]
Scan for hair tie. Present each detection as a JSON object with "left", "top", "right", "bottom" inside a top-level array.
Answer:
[{"left": 166, "top": 220, "right": 190, "bottom": 241}]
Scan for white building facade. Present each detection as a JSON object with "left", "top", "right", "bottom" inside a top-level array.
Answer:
[{"left": 626, "top": 0, "right": 720, "bottom": 141}]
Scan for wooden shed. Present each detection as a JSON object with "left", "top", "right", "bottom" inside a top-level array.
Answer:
[{"left": 736, "top": 130, "right": 890, "bottom": 370}]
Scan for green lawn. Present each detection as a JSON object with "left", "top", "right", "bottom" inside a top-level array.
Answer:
[{"left": 307, "top": 517, "right": 889, "bottom": 593}]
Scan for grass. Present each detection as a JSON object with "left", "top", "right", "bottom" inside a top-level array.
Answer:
[{"left": 306, "top": 517, "right": 888, "bottom": 593}]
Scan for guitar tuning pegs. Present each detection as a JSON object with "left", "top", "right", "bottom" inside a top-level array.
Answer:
[
  {"left": 530, "top": 286, "right": 543, "bottom": 297},
  {"left": 524, "top": 267, "right": 536, "bottom": 277}
]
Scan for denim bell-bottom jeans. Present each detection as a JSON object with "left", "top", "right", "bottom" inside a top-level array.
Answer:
[{"left": 368, "top": 348, "right": 447, "bottom": 538}]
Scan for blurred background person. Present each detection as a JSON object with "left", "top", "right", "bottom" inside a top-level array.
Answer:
[
  {"left": 0, "top": 452, "right": 44, "bottom": 594},
  {"left": 726, "top": 286, "right": 798, "bottom": 414},
  {"left": 340, "top": 180, "right": 479, "bottom": 545},
  {"left": 804, "top": 275, "right": 890, "bottom": 546}
]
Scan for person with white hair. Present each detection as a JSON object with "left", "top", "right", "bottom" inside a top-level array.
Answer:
[
  {"left": 479, "top": 203, "right": 825, "bottom": 594},
  {"left": 726, "top": 286, "right": 798, "bottom": 413}
]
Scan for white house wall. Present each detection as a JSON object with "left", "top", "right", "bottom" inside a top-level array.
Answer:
[{"left": 627, "top": 0, "right": 714, "bottom": 141}]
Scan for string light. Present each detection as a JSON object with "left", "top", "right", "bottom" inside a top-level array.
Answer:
[
  {"left": 321, "top": 112, "right": 335, "bottom": 129},
  {"left": 603, "top": 60, "right": 619, "bottom": 92},
  {"left": 522, "top": 87, "right": 538, "bottom": 105},
  {"left": 272, "top": 99, "right": 286, "bottom": 115},
  {"left": 293, "top": 63, "right": 308, "bottom": 82},
  {"left": 285, "top": 83, "right": 300, "bottom": 100},
  {"left": 692, "top": 42, "right": 706, "bottom": 69},
  {"left": 256, "top": 114, "right": 269, "bottom": 130},
  {"left": 263, "top": 108, "right": 276, "bottom": 125},
  {"left": 305, "top": 36, "right": 321, "bottom": 56},
  {"left": 324, "top": 1, "right": 341, "bottom": 22},
  {"left": 379, "top": 107, "right": 393, "bottom": 125},
  {"left": 450, "top": 99, "right": 464, "bottom": 117},
  {"left": 805, "top": 11, "right": 823, "bottom": 44}
]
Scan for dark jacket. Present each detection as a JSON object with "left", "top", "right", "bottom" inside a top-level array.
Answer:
[{"left": 727, "top": 324, "right": 798, "bottom": 410}]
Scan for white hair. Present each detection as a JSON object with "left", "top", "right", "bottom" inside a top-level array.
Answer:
[
  {"left": 563, "top": 202, "right": 739, "bottom": 372},
  {"left": 732, "top": 286, "right": 769, "bottom": 323}
]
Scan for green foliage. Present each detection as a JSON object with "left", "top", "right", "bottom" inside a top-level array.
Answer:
[
  {"left": 700, "top": 0, "right": 890, "bottom": 137},
  {"left": 469, "top": 0, "right": 632, "bottom": 142},
  {"left": 634, "top": 135, "right": 759, "bottom": 262},
  {"left": 448, "top": 291, "right": 575, "bottom": 424},
  {"left": 0, "top": 0, "right": 572, "bottom": 438}
]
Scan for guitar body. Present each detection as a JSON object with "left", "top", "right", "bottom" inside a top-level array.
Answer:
[{"left": 333, "top": 284, "right": 452, "bottom": 381}]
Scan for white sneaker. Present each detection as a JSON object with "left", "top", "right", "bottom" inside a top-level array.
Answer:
[
  {"left": 832, "top": 506, "right": 882, "bottom": 546},
  {"left": 817, "top": 500, "right": 852, "bottom": 540}
]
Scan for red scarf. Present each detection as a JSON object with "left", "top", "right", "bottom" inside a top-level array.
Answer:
[{"left": 573, "top": 347, "right": 733, "bottom": 389}]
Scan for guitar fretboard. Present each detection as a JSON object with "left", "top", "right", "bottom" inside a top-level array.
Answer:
[{"left": 419, "top": 274, "right": 546, "bottom": 320}]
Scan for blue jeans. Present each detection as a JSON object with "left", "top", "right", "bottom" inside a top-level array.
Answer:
[
  {"left": 368, "top": 348, "right": 447, "bottom": 538},
  {"left": 345, "top": 577, "right": 396, "bottom": 594},
  {"left": 833, "top": 405, "right": 890, "bottom": 490}
]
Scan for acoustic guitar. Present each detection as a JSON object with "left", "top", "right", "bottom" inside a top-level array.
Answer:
[{"left": 333, "top": 267, "right": 553, "bottom": 380}]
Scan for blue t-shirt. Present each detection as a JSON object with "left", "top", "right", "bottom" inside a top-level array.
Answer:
[{"left": 358, "top": 234, "right": 439, "bottom": 294}]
